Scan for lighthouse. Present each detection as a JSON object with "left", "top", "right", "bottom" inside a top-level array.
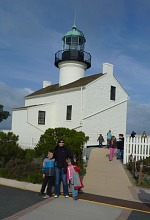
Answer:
[
  {"left": 12, "top": 24, "right": 128, "bottom": 149},
  {"left": 54, "top": 25, "right": 91, "bottom": 86}
]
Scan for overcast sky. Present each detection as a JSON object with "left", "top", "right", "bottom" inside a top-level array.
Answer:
[{"left": 0, "top": 0, "right": 150, "bottom": 135}]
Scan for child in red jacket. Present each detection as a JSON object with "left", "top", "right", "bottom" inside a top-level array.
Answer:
[{"left": 66, "top": 158, "right": 83, "bottom": 200}]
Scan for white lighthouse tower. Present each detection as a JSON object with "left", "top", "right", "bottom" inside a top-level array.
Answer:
[{"left": 54, "top": 25, "right": 91, "bottom": 86}]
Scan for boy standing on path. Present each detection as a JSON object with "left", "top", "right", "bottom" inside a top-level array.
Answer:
[{"left": 40, "top": 151, "right": 55, "bottom": 198}]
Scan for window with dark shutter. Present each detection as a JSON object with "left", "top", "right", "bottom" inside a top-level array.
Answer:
[
  {"left": 38, "top": 111, "right": 45, "bottom": 125},
  {"left": 110, "top": 86, "right": 116, "bottom": 101},
  {"left": 66, "top": 105, "right": 72, "bottom": 120}
]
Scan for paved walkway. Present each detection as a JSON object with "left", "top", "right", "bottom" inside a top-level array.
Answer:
[
  {"left": 0, "top": 147, "right": 150, "bottom": 219},
  {"left": 0, "top": 148, "right": 150, "bottom": 203},
  {"left": 83, "top": 148, "right": 146, "bottom": 201},
  {"left": 1, "top": 185, "right": 150, "bottom": 220}
]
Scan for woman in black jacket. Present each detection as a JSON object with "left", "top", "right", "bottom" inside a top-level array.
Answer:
[{"left": 53, "top": 139, "right": 73, "bottom": 198}]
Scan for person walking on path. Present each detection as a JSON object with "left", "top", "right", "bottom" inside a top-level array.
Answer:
[
  {"left": 53, "top": 139, "right": 73, "bottom": 198},
  {"left": 116, "top": 134, "right": 124, "bottom": 160},
  {"left": 109, "top": 136, "right": 117, "bottom": 161},
  {"left": 40, "top": 151, "right": 55, "bottom": 198},
  {"left": 97, "top": 134, "right": 104, "bottom": 148},
  {"left": 106, "top": 130, "right": 112, "bottom": 148},
  {"left": 66, "top": 158, "right": 84, "bottom": 200}
]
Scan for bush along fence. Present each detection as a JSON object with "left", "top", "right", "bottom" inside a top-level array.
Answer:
[
  {"left": 124, "top": 135, "right": 150, "bottom": 164},
  {"left": 127, "top": 154, "right": 150, "bottom": 187},
  {"left": 124, "top": 135, "right": 150, "bottom": 187}
]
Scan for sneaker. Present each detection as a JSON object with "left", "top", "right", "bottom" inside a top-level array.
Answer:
[
  {"left": 54, "top": 195, "right": 58, "bottom": 198},
  {"left": 65, "top": 195, "right": 69, "bottom": 198},
  {"left": 42, "top": 195, "right": 50, "bottom": 199}
]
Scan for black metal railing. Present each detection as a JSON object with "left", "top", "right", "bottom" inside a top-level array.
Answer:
[{"left": 55, "top": 50, "right": 91, "bottom": 69}]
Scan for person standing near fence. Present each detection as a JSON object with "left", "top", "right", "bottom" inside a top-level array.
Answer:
[
  {"left": 116, "top": 134, "right": 124, "bottom": 160},
  {"left": 141, "top": 131, "right": 147, "bottom": 142},
  {"left": 109, "top": 136, "right": 117, "bottom": 161},
  {"left": 130, "top": 131, "right": 136, "bottom": 138}
]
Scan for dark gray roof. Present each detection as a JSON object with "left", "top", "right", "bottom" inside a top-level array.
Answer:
[{"left": 26, "top": 73, "right": 103, "bottom": 98}]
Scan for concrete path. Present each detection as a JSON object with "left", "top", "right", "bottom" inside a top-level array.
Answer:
[
  {"left": 15, "top": 198, "right": 124, "bottom": 220},
  {"left": 83, "top": 148, "right": 134, "bottom": 201},
  {"left": 1, "top": 147, "right": 150, "bottom": 220},
  {"left": 1, "top": 148, "right": 149, "bottom": 203},
  {"left": 1, "top": 185, "right": 150, "bottom": 220}
]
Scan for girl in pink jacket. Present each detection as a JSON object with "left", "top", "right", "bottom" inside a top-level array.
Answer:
[{"left": 66, "top": 158, "right": 83, "bottom": 200}]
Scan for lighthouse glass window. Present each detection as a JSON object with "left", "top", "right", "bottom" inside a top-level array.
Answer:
[
  {"left": 38, "top": 111, "right": 46, "bottom": 125},
  {"left": 66, "top": 105, "right": 72, "bottom": 120}
]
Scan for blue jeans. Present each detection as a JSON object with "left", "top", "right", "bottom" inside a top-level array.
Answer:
[
  {"left": 55, "top": 167, "right": 69, "bottom": 196},
  {"left": 99, "top": 142, "right": 103, "bottom": 148},
  {"left": 117, "top": 149, "right": 124, "bottom": 159},
  {"left": 71, "top": 178, "right": 78, "bottom": 199},
  {"left": 117, "top": 149, "right": 121, "bottom": 159}
]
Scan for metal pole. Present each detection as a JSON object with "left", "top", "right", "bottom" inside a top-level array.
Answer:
[{"left": 138, "top": 162, "right": 143, "bottom": 186}]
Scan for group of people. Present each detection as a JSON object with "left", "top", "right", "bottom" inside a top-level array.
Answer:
[
  {"left": 97, "top": 130, "right": 114, "bottom": 148},
  {"left": 97, "top": 130, "right": 124, "bottom": 161},
  {"left": 40, "top": 139, "right": 83, "bottom": 200},
  {"left": 107, "top": 130, "right": 148, "bottom": 161},
  {"left": 109, "top": 133, "right": 124, "bottom": 161},
  {"left": 130, "top": 130, "right": 148, "bottom": 140}
]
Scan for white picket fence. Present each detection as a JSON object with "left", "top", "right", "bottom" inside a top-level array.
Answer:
[{"left": 123, "top": 135, "right": 150, "bottom": 164}]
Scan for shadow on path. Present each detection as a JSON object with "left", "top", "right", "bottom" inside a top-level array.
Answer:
[
  {"left": 138, "top": 189, "right": 150, "bottom": 204},
  {"left": 79, "top": 192, "right": 150, "bottom": 212},
  {"left": 0, "top": 185, "right": 44, "bottom": 219}
]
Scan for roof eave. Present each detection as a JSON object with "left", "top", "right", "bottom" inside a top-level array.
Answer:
[{"left": 25, "top": 86, "right": 86, "bottom": 100}]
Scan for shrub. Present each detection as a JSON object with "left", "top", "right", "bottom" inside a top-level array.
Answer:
[
  {"left": 0, "top": 128, "right": 89, "bottom": 183},
  {"left": 0, "top": 158, "right": 42, "bottom": 184},
  {"left": 127, "top": 156, "right": 150, "bottom": 188},
  {"left": 25, "top": 149, "right": 35, "bottom": 161},
  {"left": 0, "top": 131, "right": 25, "bottom": 166},
  {"left": 35, "top": 127, "right": 89, "bottom": 164}
]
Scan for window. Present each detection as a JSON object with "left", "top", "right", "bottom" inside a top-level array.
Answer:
[
  {"left": 72, "top": 36, "right": 78, "bottom": 43},
  {"left": 66, "top": 37, "right": 71, "bottom": 44},
  {"left": 38, "top": 111, "right": 45, "bottom": 125},
  {"left": 66, "top": 105, "right": 72, "bottom": 120},
  {"left": 110, "top": 86, "right": 116, "bottom": 101}
]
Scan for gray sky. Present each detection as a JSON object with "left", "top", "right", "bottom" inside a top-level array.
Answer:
[{"left": 0, "top": 0, "right": 150, "bottom": 135}]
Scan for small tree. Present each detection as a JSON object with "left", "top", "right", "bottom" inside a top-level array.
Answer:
[
  {"left": 0, "top": 105, "right": 10, "bottom": 123},
  {"left": 35, "top": 127, "right": 89, "bottom": 167},
  {"left": 0, "top": 131, "right": 24, "bottom": 167}
]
